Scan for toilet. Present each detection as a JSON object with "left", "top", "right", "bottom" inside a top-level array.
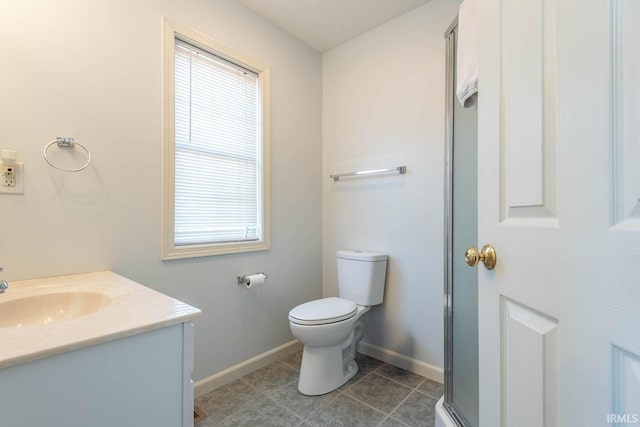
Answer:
[{"left": 288, "top": 250, "right": 387, "bottom": 395}]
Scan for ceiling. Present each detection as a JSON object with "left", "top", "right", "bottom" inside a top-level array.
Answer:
[{"left": 239, "top": 0, "right": 430, "bottom": 52}]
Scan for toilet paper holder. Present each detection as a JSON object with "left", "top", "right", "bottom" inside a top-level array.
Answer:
[{"left": 237, "top": 273, "right": 267, "bottom": 285}]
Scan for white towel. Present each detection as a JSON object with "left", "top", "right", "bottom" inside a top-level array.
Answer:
[{"left": 456, "top": 0, "right": 478, "bottom": 108}]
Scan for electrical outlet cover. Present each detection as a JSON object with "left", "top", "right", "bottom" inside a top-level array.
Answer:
[{"left": 0, "top": 162, "right": 23, "bottom": 194}]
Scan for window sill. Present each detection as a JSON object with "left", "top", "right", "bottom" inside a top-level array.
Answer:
[{"left": 161, "top": 240, "right": 270, "bottom": 260}]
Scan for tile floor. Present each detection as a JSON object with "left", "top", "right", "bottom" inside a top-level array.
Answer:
[{"left": 195, "top": 351, "right": 443, "bottom": 427}]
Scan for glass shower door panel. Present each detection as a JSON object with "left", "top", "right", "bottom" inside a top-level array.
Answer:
[{"left": 451, "top": 74, "right": 479, "bottom": 426}]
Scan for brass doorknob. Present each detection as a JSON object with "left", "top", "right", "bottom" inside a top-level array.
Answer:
[{"left": 464, "top": 244, "right": 497, "bottom": 270}]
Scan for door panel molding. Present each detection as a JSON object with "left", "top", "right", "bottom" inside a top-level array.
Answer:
[
  {"left": 501, "top": 298, "right": 558, "bottom": 427},
  {"left": 611, "top": 0, "right": 640, "bottom": 230},
  {"left": 612, "top": 345, "right": 640, "bottom": 418},
  {"left": 500, "top": 0, "right": 558, "bottom": 225}
]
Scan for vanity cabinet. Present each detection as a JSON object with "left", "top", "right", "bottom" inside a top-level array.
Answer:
[{"left": 0, "top": 321, "right": 195, "bottom": 427}]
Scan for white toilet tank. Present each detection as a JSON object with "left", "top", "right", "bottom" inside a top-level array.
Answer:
[{"left": 336, "top": 250, "right": 388, "bottom": 306}]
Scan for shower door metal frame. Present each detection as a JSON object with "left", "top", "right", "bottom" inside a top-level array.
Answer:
[{"left": 443, "top": 17, "right": 473, "bottom": 427}]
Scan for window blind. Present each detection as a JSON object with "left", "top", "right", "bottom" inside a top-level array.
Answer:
[{"left": 174, "top": 38, "right": 262, "bottom": 246}]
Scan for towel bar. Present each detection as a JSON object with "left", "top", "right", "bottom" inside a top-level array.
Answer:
[{"left": 329, "top": 166, "right": 406, "bottom": 182}]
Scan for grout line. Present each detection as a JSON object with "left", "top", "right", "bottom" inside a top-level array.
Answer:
[
  {"left": 337, "top": 393, "right": 390, "bottom": 419},
  {"left": 238, "top": 375, "right": 266, "bottom": 392},
  {"left": 203, "top": 353, "right": 436, "bottom": 426},
  {"left": 263, "top": 376, "right": 300, "bottom": 398},
  {"left": 299, "top": 391, "right": 342, "bottom": 424},
  {"left": 374, "top": 368, "right": 427, "bottom": 390},
  {"left": 375, "top": 415, "right": 412, "bottom": 427},
  {"left": 341, "top": 374, "right": 415, "bottom": 418},
  {"left": 337, "top": 369, "right": 372, "bottom": 393},
  {"left": 280, "top": 355, "right": 302, "bottom": 372},
  {"left": 282, "top": 362, "right": 301, "bottom": 371},
  {"left": 375, "top": 416, "right": 390, "bottom": 427},
  {"left": 265, "top": 371, "right": 343, "bottom": 424},
  {"left": 260, "top": 396, "right": 305, "bottom": 425},
  {"left": 348, "top": 364, "right": 428, "bottom": 422},
  {"left": 368, "top": 371, "right": 419, "bottom": 392},
  {"left": 217, "top": 381, "right": 268, "bottom": 424},
  {"left": 385, "top": 391, "right": 416, "bottom": 423},
  {"left": 412, "top": 377, "right": 446, "bottom": 400}
]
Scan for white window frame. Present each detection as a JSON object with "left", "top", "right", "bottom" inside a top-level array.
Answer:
[{"left": 161, "top": 18, "right": 270, "bottom": 260}]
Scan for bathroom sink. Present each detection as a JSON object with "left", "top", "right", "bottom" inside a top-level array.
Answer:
[{"left": 0, "top": 292, "right": 112, "bottom": 328}]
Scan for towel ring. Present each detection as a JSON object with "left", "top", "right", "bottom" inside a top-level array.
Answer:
[{"left": 43, "top": 137, "right": 92, "bottom": 172}]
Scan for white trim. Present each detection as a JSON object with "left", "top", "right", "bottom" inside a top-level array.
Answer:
[
  {"left": 193, "top": 339, "right": 444, "bottom": 397},
  {"left": 193, "top": 340, "right": 302, "bottom": 397},
  {"left": 161, "top": 17, "right": 271, "bottom": 260},
  {"left": 435, "top": 396, "right": 458, "bottom": 427},
  {"left": 357, "top": 341, "right": 444, "bottom": 383}
]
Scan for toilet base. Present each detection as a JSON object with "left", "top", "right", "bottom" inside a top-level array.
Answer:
[
  {"left": 297, "top": 344, "right": 359, "bottom": 396},
  {"left": 296, "top": 320, "right": 365, "bottom": 396}
]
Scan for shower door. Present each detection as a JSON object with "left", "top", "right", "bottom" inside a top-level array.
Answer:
[{"left": 444, "top": 22, "right": 479, "bottom": 427}]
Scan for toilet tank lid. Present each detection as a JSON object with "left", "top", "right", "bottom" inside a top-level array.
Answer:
[{"left": 337, "top": 250, "right": 387, "bottom": 262}]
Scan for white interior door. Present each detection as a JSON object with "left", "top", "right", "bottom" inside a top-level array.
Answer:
[{"left": 476, "top": 0, "right": 640, "bottom": 426}]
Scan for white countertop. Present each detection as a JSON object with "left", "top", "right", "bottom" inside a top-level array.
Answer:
[{"left": 0, "top": 271, "right": 201, "bottom": 370}]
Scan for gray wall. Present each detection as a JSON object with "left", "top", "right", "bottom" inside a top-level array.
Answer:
[
  {"left": 322, "top": 0, "right": 460, "bottom": 372},
  {"left": 0, "top": 0, "right": 462, "bottom": 382},
  {"left": 0, "top": 0, "right": 323, "bottom": 381}
]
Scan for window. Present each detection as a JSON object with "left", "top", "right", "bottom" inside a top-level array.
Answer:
[{"left": 162, "top": 19, "right": 270, "bottom": 259}]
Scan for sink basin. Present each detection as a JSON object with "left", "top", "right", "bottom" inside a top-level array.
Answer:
[{"left": 0, "top": 292, "right": 112, "bottom": 328}]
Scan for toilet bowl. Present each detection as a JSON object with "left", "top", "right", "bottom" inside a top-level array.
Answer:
[
  {"left": 288, "top": 250, "right": 387, "bottom": 395},
  {"left": 289, "top": 298, "right": 369, "bottom": 395}
]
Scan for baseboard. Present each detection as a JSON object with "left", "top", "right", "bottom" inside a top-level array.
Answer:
[
  {"left": 357, "top": 341, "right": 444, "bottom": 384},
  {"left": 193, "top": 339, "right": 442, "bottom": 397},
  {"left": 194, "top": 340, "right": 303, "bottom": 397}
]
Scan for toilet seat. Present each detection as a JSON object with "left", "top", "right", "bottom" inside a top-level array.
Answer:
[{"left": 289, "top": 297, "right": 357, "bottom": 326}]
